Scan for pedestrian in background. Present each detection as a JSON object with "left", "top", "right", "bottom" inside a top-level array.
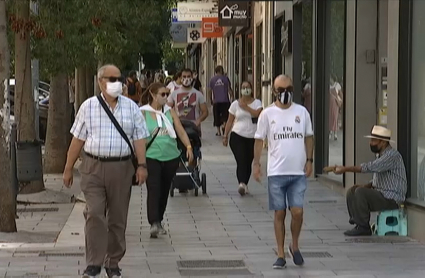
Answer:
[
  {"left": 140, "top": 82, "right": 193, "bottom": 238},
  {"left": 63, "top": 64, "right": 149, "bottom": 278},
  {"left": 208, "top": 65, "right": 233, "bottom": 136},
  {"left": 124, "top": 70, "right": 143, "bottom": 104},
  {"left": 223, "top": 81, "right": 262, "bottom": 196},
  {"left": 167, "top": 70, "right": 182, "bottom": 93}
]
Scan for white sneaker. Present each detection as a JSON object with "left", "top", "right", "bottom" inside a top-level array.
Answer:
[
  {"left": 150, "top": 224, "right": 159, "bottom": 238},
  {"left": 238, "top": 183, "right": 246, "bottom": 196},
  {"left": 159, "top": 223, "right": 167, "bottom": 235}
]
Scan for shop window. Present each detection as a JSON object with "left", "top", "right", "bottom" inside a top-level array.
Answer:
[
  {"left": 326, "top": 0, "right": 346, "bottom": 181},
  {"left": 301, "top": 2, "right": 313, "bottom": 117},
  {"left": 255, "top": 24, "right": 262, "bottom": 98},
  {"left": 241, "top": 34, "right": 253, "bottom": 85},
  {"left": 410, "top": 0, "right": 425, "bottom": 201}
]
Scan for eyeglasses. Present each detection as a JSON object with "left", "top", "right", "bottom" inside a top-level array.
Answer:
[
  {"left": 158, "top": 92, "right": 170, "bottom": 97},
  {"left": 102, "top": 76, "right": 122, "bottom": 83}
]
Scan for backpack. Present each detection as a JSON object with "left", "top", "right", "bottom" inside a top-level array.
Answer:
[{"left": 127, "top": 81, "right": 137, "bottom": 96}]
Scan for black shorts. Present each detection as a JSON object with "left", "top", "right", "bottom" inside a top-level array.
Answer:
[{"left": 213, "top": 102, "right": 230, "bottom": 127}]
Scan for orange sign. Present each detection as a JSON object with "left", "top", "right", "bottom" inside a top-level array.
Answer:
[{"left": 202, "top": 17, "right": 223, "bottom": 38}]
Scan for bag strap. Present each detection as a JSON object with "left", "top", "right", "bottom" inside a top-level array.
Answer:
[
  {"left": 97, "top": 95, "right": 159, "bottom": 159},
  {"left": 97, "top": 95, "right": 136, "bottom": 157}
]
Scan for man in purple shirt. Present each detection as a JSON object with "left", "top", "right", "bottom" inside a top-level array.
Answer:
[{"left": 208, "top": 66, "right": 234, "bottom": 136}]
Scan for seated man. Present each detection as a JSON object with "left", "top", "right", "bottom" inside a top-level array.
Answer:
[{"left": 333, "top": 125, "right": 407, "bottom": 236}]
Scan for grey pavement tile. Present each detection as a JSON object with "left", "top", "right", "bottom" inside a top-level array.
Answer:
[{"left": 4, "top": 122, "right": 425, "bottom": 277}]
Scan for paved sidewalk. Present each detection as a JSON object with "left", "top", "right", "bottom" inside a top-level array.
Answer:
[{"left": 1, "top": 119, "right": 425, "bottom": 277}]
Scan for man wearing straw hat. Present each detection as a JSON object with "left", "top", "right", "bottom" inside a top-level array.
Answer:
[{"left": 331, "top": 125, "right": 407, "bottom": 236}]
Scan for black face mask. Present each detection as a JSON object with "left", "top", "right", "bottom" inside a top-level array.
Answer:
[
  {"left": 370, "top": 145, "right": 380, "bottom": 153},
  {"left": 273, "top": 86, "right": 294, "bottom": 105}
]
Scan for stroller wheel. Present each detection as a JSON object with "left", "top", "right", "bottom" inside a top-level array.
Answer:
[
  {"left": 201, "top": 173, "right": 207, "bottom": 194},
  {"left": 194, "top": 188, "right": 199, "bottom": 196}
]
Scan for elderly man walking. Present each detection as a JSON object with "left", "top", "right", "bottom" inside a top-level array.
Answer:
[
  {"left": 253, "top": 75, "right": 314, "bottom": 269},
  {"left": 63, "top": 64, "right": 149, "bottom": 278}
]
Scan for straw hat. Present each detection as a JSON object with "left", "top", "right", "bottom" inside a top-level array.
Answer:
[{"left": 364, "top": 125, "right": 394, "bottom": 142}]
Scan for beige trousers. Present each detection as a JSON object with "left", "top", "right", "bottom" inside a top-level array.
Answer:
[{"left": 79, "top": 155, "right": 133, "bottom": 268}]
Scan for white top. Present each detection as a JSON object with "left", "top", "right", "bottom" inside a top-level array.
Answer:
[
  {"left": 71, "top": 94, "right": 149, "bottom": 157},
  {"left": 139, "top": 104, "right": 176, "bottom": 138},
  {"left": 228, "top": 99, "right": 262, "bottom": 138},
  {"left": 166, "top": 81, "right": 181, "bottom": 93},
  {"left": 254, "top": 103, "right": 313, "bottom": 176}
]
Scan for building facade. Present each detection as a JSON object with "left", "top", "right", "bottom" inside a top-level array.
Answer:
[{"left": 184, "top": 0, "right": 425, "bottom": 241}]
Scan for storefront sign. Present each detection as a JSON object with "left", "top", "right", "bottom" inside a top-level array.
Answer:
[
  {"left": 218, "top": 0, "right": 249, "bottom": 27},
  {"left": 171, "top": 8, "right": 178, "bottom": 23},
  {"left": 177, "top": 2, "right": 217, "bottom": 22},
  {"left": 170, "top": 23, "right": 188, "bottom": 43},
  {"left": 202, "top": 18, "right": 223, "bottom": 38},
  {"left": 187, "top": 27, "right": 206, "bottom": 44}
]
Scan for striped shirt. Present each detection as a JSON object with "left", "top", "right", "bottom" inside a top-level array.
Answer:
[
  {"left": 71, "top": 94, "right": 149, "bottom": 157},
  {"left": 361, "top": 146, "right": 407, "bottom": 204}
]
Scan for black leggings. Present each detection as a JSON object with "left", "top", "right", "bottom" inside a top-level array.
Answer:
[
  {"left": 145, "top": 157, "right": 179, "bottom": 225},
  {"left": 229, "top": 132, "right": 255, "bottom": 185}
]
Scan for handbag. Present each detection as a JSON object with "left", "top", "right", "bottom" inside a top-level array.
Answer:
[{"left": 97, "top": 95, "right": 159, "bottom": 185}]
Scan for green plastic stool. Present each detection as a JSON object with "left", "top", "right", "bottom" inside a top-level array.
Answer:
[{"left": 376, "top": 207, "right": 407, "bottom": 236}]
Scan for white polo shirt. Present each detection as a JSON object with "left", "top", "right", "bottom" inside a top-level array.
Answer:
[{"left": 254, "top": 103, "right": 313, "bottom": 176}]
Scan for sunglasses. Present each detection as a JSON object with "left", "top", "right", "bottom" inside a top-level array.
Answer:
[
  {"left": 274, "top": 86, "right": 294, "bottom": 93},
  {"left": 158, "top": 92, "right": 170, "bottom": 97},
  {"left": 102, "top": 76, "right": 123, "bottom": 83}
]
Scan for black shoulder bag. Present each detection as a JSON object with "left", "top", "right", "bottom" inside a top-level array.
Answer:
[{"left": 97, "top": 95, "right": 159, "bottom": 185}]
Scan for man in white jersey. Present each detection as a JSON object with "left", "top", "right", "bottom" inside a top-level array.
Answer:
[{"left": 253, "top": 75, "right": 314, "bottom": 269}]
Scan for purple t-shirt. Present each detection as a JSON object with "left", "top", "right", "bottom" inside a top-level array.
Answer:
[{"left": 209, "top": 75, "right": 230, "bottom": 103}]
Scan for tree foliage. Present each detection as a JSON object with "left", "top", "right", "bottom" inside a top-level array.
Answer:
[
  {"left": 7, "top": 0, "right": 173, "bottom": 75},
  {"left": 161, "top": 40, "right": 185, "bottom": 73}
]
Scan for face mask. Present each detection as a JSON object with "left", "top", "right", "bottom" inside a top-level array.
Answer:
[
  {"left": 182, "top": 77, "right": 193, "bottom": 87},
  {"left": 155, "top": 94, "right": 167, "bottom": 106},
  {"left": 241, "top": 88, "right": 252, "bottom": 96},
  {"left": 370, "top": 145, "right": 380, "bottom": 153},
  {"left": 274, "top": 87, "right": 293, "bottom": 105},
  {"left": 106, "top": 82, "right": 122, "bottom": 98}
]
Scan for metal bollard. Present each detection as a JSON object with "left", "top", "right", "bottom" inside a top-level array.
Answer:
[{"left": 10, "top": 123, "right": 18, "bottom": 218}]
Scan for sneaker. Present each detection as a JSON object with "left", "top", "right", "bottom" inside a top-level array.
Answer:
[
  {"left": 245, "top": 184, "right": 250, "bottom": 194},
  {"left": 272, "top": 257, "right": 286, "bottom": 269},
  {"left": 238, "top": 183, "right": 246, "bottom": 196},
  {"left": 159, "top": 223, "right": 167, "bottom": 235},
  {"left": 288, "top": 245, "right": 304, "bottom": 266},
  {"left": 150, "top": 223, "right": 159, "bottom": 238},
  {"left": 343, "top": 225, "right": 372, "bottom": 236},
  {"left": 82, "top": 265, "right": 101, "bottom": 278},
  {"left": 105, "top": 267, "right": 122, "bottom": 278}
]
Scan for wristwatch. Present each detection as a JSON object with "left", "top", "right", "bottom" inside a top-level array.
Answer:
[
  {"left": 138, "top": 163, "right": 147, "bottom": 169},
  {"left": 307, "top": 158, "right": 313, "bottom": 163}
]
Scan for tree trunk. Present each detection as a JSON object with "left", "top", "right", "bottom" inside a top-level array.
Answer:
[
  {"left": 85, "top": 66, "right": 94, "bottom": 98},
  {"left": 94, "top": 61, "right": 102, "bottom": 96},
  {"left": 0, "top": 0, "right": 17, "bottom": 232},
  {"left": 75, "top": 66, "right": 87, "bottom": 112},
  {"left": 14, "top": 0, "right": 44, "bottom": 194},
  {"left": 43, "top": 74, "right": 71, "bottom": 173}
]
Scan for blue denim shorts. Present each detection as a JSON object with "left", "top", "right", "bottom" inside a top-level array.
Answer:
[{"left": 268, "top": 175, "right": 307, "bottom": 210}]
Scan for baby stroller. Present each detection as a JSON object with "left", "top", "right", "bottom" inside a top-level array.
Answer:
[{"left": 170, "top": 119, "right": 206, "bottom": 197}]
